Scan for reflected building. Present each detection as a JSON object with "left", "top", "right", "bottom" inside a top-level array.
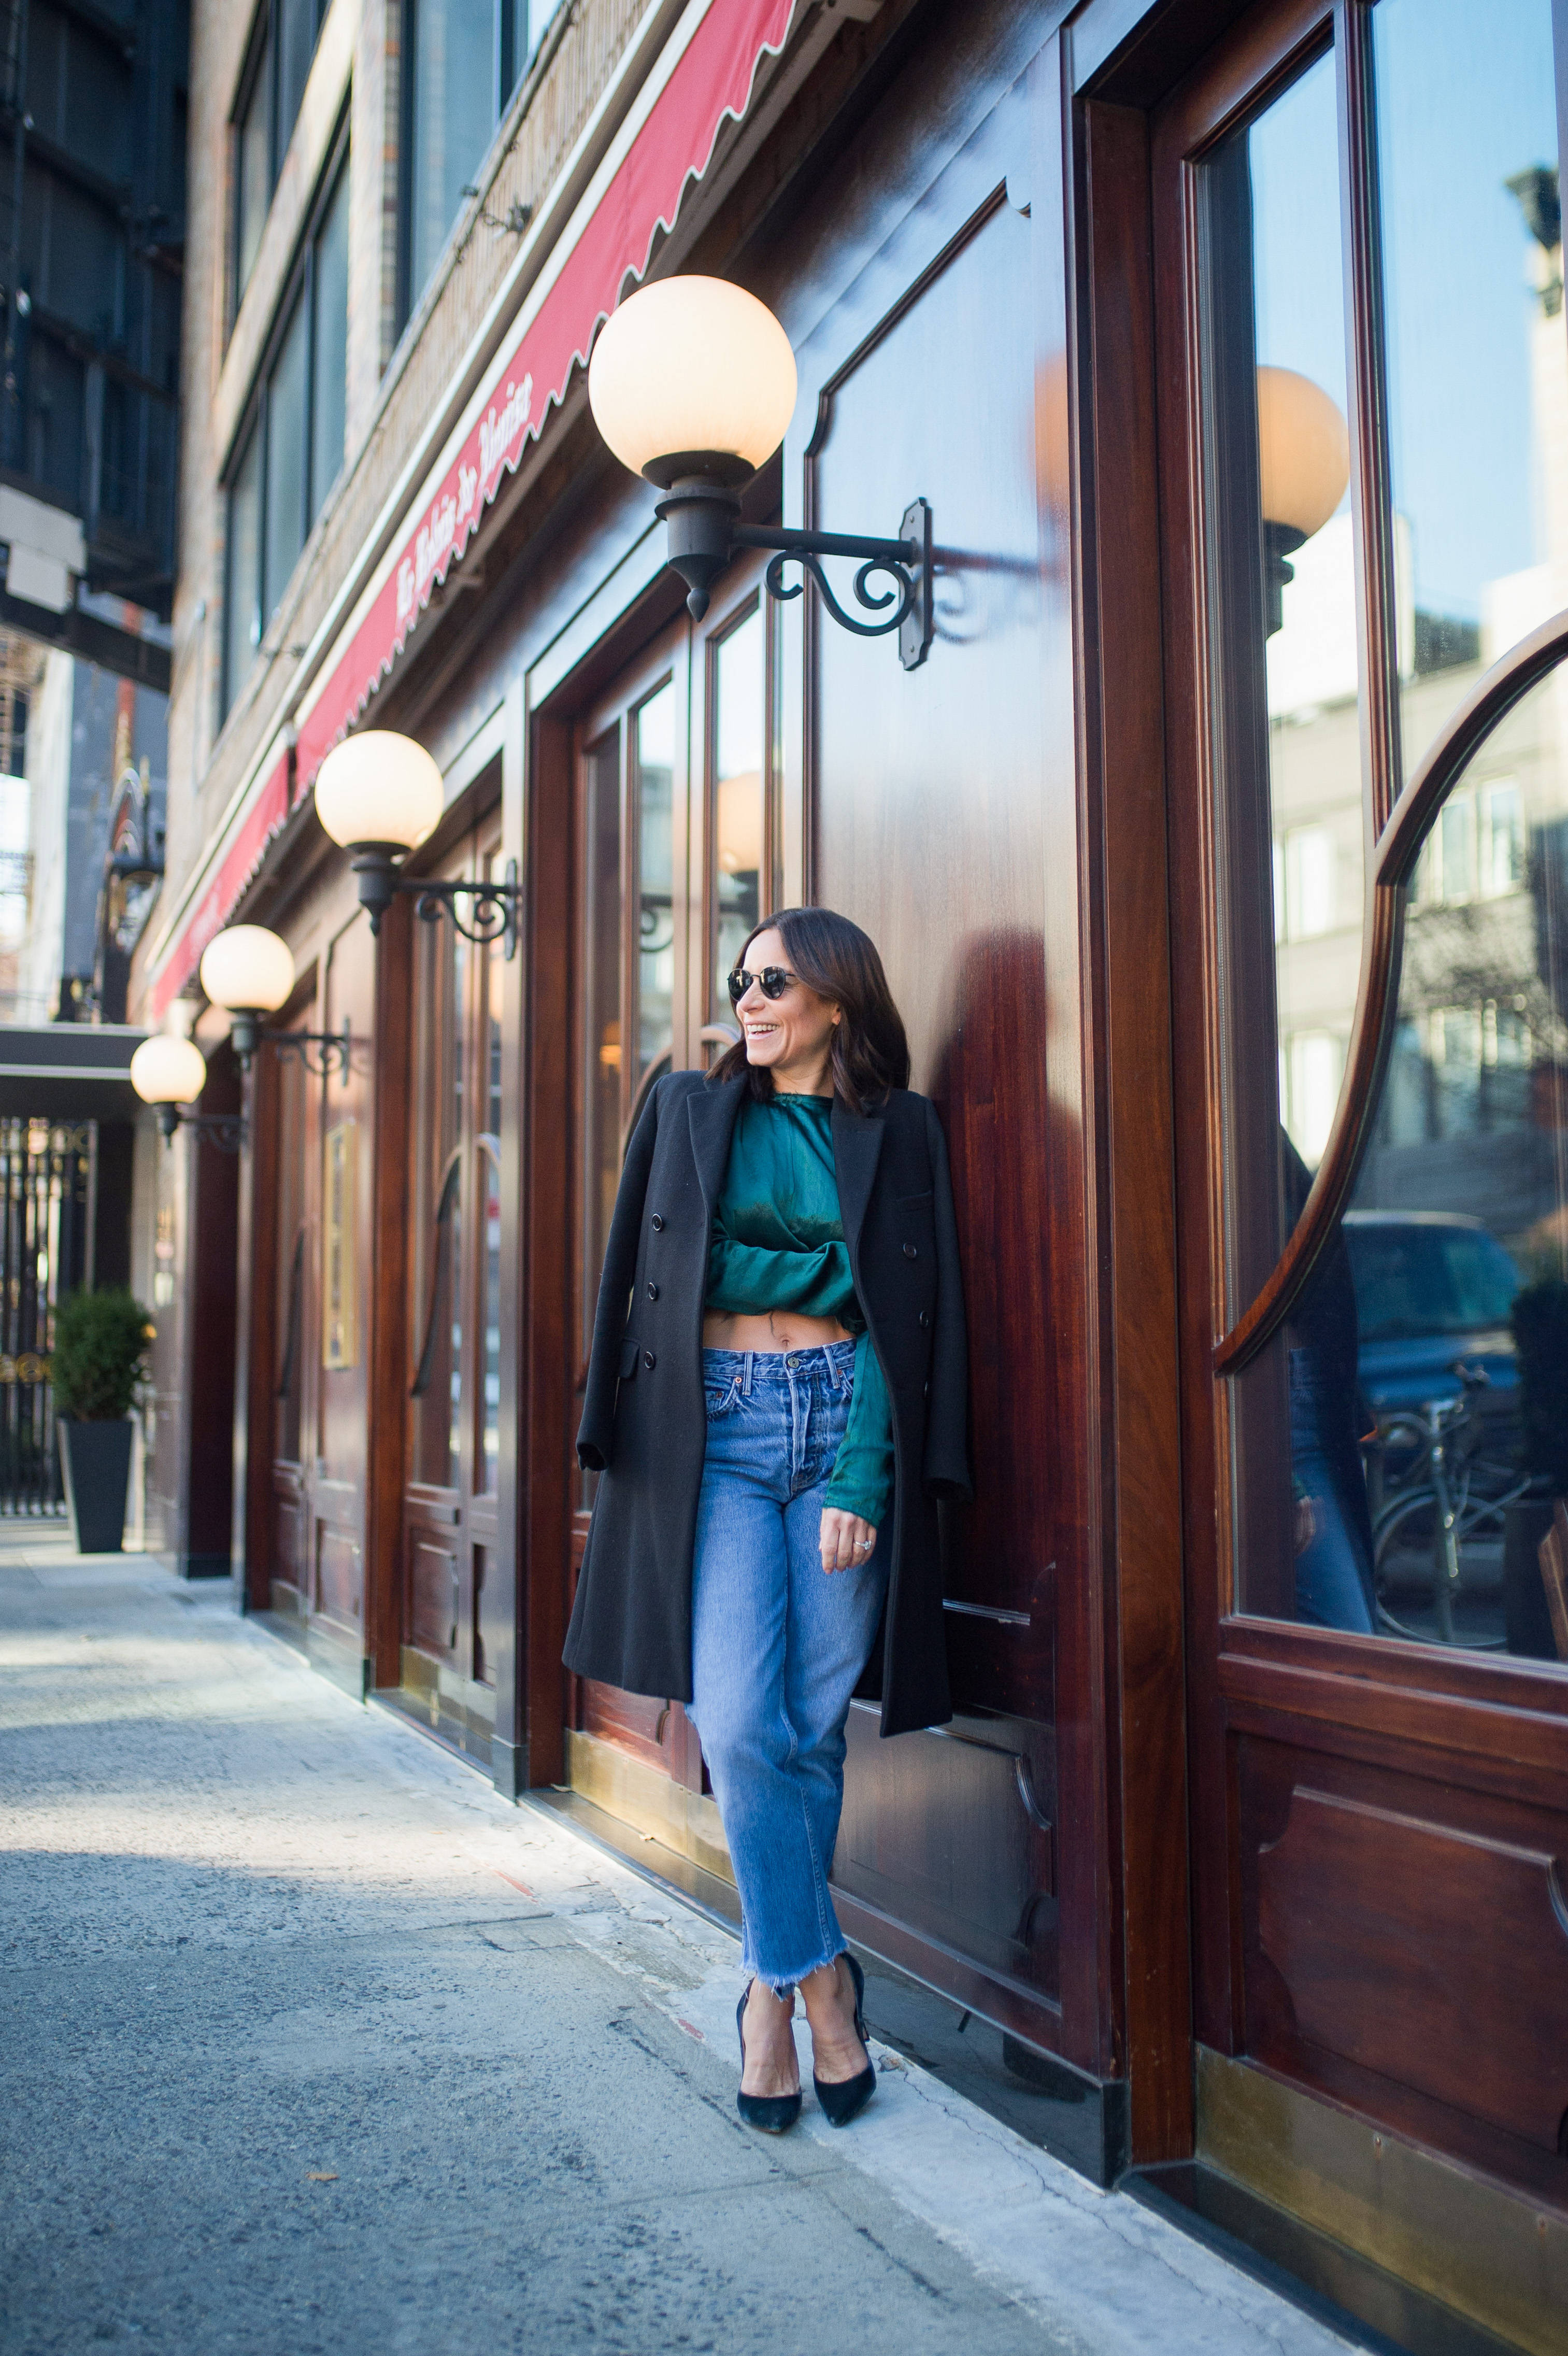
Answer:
[{"left": 1272, "top": 167, "right": 1568, "bottom": 1270}]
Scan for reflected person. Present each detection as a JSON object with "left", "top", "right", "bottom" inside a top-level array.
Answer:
[{"left": 1282, "top": 1134, "right": 1377, "bottom": 1634}]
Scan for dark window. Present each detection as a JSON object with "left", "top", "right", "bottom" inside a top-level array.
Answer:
[
  {"left": 231, "top": 0, "right": 328, "bottom": 314},
  {"left": 400, "top": 0, "right": 564, "bottom": 325},
  {"left": 223, "top": 147, "right": 350, "bottom": 717}
]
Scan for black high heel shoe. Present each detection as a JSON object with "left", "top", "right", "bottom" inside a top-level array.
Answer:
[
  {"left": 812, "top": 1952, "right": 877, "bottom": 2127},
  {"left": 735, "top": 1981, "right": 802, "bottom": 2133}
]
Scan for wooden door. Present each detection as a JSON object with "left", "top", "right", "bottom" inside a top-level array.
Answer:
[
  {"left": 400, "top": 801, "right": 508, "bottom": 1757},
  {"left": 1142, "top": 0, "right": 1568, "bottom": 2229},
  {"left": 803, "top": 175, "right": 1079, "bottom": 2051},
  {"left": 565, "top": 573, "right": 772, "bottom": 1830}
]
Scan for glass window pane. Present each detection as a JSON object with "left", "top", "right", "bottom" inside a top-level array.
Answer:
[
  {"left": 635, "top": 682, "right": 675, "bottom": 1086},
  {"left": 276, "top": 0, "right": 318, "bottom": 164},
  {"left": 309, "top": 156, "right": 350, "bottom": 519},
  {"left": 1235, "top": 654, "right": 1568, "bottom": 1654},
  {"left": 518, "top": 0, "right": 563, "bottom": 70},
  {"left": 1200, "top": 44, "right": 1361, "bottom": 1326},
  {"left": 1374, "top": 0, "right": 1560, "bottom": 769},
  {"left": 263, "top": 291, "right": 308, "bottom": 622},
  {"left": 710, "top": 606, "right": 764, "bottom": 1028},
  {"left": 410, "top": 915, "right": 463, "bottom": 1489},
  {"left": 580, "top": 726, "right": 621, "bottom": 1392},
  {"left": 408, "top": 0, "right": 496, "bottom": 306},
  {"left": 224, "top": 421, "right": 262, "bottom": 713},
  {"left": 480, "top": 909, "right": 503, "bottom": 1495},
  {"left": 236, "top": 36, "right": 271, "bottom": 297}
]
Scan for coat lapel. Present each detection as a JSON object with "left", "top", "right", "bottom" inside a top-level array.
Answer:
[
  {"left": 831, "top": 1098, "right": 885, "bottom": 1255},
  {"left": 687, "top": 1074, "right": 748, "bottom": 1226}
]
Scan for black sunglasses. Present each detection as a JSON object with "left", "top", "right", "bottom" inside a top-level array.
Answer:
[{"left": 727, "top": 964, "right": 797, "bottom": 1004}]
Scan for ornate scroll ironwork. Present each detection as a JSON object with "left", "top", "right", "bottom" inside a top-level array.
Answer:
[{"left": 405, "top": 857, "right": 522, "bottom": 958}]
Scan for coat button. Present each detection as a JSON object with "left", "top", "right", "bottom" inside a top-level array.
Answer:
[
  {"left": 651, "top": 1214, "right": 665, "bottom": 1231},
  {"left": 903, "top": 1243, "right": 918, "bottom": 1259},
  {"left": 923, "top": 1381, "right": 930, "bottom": 1398},
  {"left": 918, "top": 1311, "right": 930, "bottom": 1329},
  {"left": 646, "top": 1281, "right": 659, "bottom": 1300},
  {"left": 643, "top": 1349, "right": 657, "bottom": 1371}
]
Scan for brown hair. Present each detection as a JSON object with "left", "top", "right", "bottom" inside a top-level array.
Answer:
[{"left": 709, "top": 905, "right": 910, "bottom": 1113}]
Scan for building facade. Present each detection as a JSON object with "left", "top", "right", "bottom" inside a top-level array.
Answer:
[{"left": 141, "top": 0, "right": 1568, "bottom": 2343}]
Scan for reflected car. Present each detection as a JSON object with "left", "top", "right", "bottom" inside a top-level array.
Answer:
[{"left": 1342, "top": 1211, "right": 1521, "bottom": 1420}]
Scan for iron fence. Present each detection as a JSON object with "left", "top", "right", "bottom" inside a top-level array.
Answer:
[{"left": 0, "top": 1119, "right": 91, "bottom": 1513}]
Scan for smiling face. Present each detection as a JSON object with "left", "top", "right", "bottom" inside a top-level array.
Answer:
[{"left": 733, "top": 926, "right": 842, "bottom": 1095}]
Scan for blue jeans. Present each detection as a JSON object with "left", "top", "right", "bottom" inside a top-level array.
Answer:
[
  {"left": 1289, "top": 1351, "right": 1376, "bottom": 1634},
  {"left": 687, "top": 1342, "right": 889, "bottom": 1992}
]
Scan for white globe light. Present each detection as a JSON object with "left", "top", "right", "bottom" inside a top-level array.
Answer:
[
  {"left": 131, "top": 1035, "right": 208, "bottom": 1108},
  {"left": 199, "top": 925, "right": 295, "bottom": 1014},
  {"left": 589, "top": 277, "right": 797, "bottom": 486},
  {"left": 315, "top": 732, "right": 444, "bottom": 851},
  {"left": 1257, "top": 366, "right": 1350, "bottom": 539}
]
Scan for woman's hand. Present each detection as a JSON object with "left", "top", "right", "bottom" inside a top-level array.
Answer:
[{"left": 819, "top": 1509, "right": 878, "bottom": 1573}]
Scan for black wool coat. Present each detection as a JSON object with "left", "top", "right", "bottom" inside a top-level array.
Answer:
[{"left": 563, "top": 1071, "right": 971, "bottom": 1738}]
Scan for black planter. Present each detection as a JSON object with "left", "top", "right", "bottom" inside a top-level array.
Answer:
[
  {"left": 58, "top": 1418, "right": 134, "bottom": 1554},
  {"left": 1503, "top": 1494, "right": 1558, "bottom": 1657}
]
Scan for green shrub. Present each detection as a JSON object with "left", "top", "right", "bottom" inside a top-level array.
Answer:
[
  {"left": 52, "top": 1288, "right": 152, "bottom": 1422},
  {"left": 1510, "top": 1275, "right": 1568, "bottom": 1494}
]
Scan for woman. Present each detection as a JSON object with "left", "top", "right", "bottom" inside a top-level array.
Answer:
[{"left": 565, "top": 906, "right": 970, "bottom": 2133}]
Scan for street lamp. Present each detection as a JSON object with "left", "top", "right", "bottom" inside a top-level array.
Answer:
[
  {"left": 1257, "top": 365, "right": 1351, "bottom": 636},
  {"left": 313, "top": 731, "right": 524, "bottom": 955},
  {"left": 198, "top": 924, "right": 350, "bottom": 1077},
  {"left": 130, "top": 1034, "right": 245, "bottom": 1152},
  {"left": 589, "top": 275, "right": 933, "bottom": 669}
]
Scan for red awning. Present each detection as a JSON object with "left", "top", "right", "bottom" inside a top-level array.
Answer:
[{"left": 151, "top": 0, "right": 796, "bottom": 1014}]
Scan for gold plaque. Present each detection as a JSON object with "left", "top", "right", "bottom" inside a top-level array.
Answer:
[{"left": 322, "top": 1119, "right": 358, "bottom": 1370}]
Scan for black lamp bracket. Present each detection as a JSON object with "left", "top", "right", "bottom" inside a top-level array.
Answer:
[
  {"left": 737, "top": 502, "right": 933, "bottom": 668},
  {"left": 267, "top": 1020, "right": 352, "bottom": 1084},
  {"left": 407, "top": 861, "right": 522, "bottom": 957},
  {"left": 228, "top": 1012, "right": 352, "bottom": 1081},
  {"left": 350, "top": 854, "right": 522, "bottom": 954},
  {"left": 652, "top": 471, "right": 933, "bottom": 670},
  {"left": 157, "top": 1105, "right": 247, "bottom": 1154}
]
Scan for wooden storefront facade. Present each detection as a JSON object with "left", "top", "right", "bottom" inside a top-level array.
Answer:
[{"left": 141, "top": 0, "right": 1568, "bottom": 2343}]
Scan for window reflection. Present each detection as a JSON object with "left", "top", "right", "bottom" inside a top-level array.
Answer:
[
  {"left": 710, "top": 606, "right": 764, "bottom": 1027},
  {"left": 1201, "top": 46, "right": 1359, "bottom": 1308},
  {"left": 1210, "top": 13, "right": 1568, "bottom": 1664},
  {"left": 1375, "top": 0, "right": 1560, "bottom": 769},
  {"left": 1237, "top": 660, "right": 1568, "bottom": 1656},
  {"left": 410, "top": 913, "right": 462, "bottom": 1489},
  {"left": 635, "top": 683, "right": 675, "bottom": 1085},
  {"left": 480, "top": 915, "right": 503, "bottom": 1495}
]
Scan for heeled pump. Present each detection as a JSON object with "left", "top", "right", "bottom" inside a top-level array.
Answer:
[
  {"left": 812, "top": 1952, "right": 877, "bottom": 2128},
  {"left": 735, "top": 1981, "right": 803, "bottom": 2133}
]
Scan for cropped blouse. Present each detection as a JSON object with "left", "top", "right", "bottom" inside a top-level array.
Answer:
[{"left": 704, "top": 1092, "right": 895, "bottom": 1527}]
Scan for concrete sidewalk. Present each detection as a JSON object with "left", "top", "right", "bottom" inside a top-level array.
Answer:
[{"left": 0, "top": 1529, "right": 1356, "bottom": 2356}]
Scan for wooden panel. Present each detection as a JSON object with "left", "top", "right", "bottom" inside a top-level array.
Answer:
[
  {"left": 1253, "top": 1782, "right": 1568, "bottom": 2151},
  {"left": 837, "top": 1707, "right": 1059, "bottom": 1994},
  {"left": 581, "top": 1678, "right": 669, "bottom": 1775},
  {"left": 314, "top": 1520, "right": 363, "bottom": 1634},
  {"left": 472, "top": 1542, "right": 500, "bottom": 1688},
  {"left": 408, "top": 1528, "right": 459, "bottom": 1660},
  {"left": 272, "top": 1471, "right": 306, "bottom": 1593}
]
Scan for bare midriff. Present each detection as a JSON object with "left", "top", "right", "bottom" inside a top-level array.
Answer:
[{"left": 701, "top": 1308, "right": 853, "bottom": 1353}]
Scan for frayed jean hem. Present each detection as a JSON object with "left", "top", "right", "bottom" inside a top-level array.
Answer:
[{"left": 745, "top": 1936, "right": 847, "bottom": 1997}]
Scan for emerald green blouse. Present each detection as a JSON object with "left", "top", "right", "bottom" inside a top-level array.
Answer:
[{"left": 705, "top": 1092, "right": 895, "bottom": 1527}]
